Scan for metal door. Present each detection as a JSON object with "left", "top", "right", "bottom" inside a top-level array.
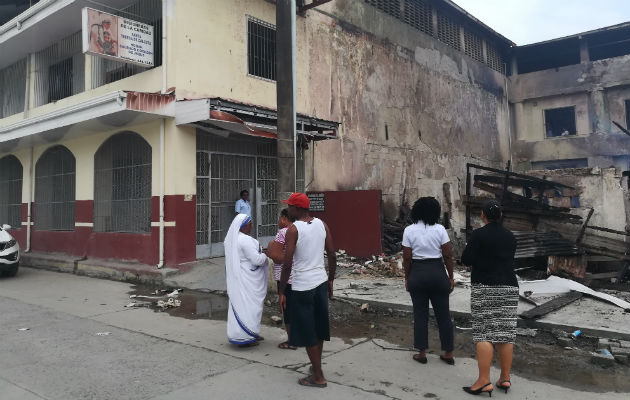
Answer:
[
  {"left": 196, "top": 153, "right": 255, "bottom": 258},
  {"left": 255, "top": 156, "right": 278, "bottom": 248}
]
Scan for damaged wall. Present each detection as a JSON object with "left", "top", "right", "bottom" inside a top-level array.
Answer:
[
  {"left": 528, "top": 167, "right": 629, "bottom": 232},
  {"left": 302, "top": 0, "right": 511, "bottom": 246},
  {"left": 511, "top": 53, "right": 630, "bottom": 170}
]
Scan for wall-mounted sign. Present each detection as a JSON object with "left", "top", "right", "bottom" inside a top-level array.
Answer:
[
  {"left": 307, "top": 193, "right": 325, "bottom": 212},
  {"left": 82, "top": 8, "right": 154, "bottom": 67}
]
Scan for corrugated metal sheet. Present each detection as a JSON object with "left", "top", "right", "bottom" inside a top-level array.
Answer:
[{"left": 513, "top": 231, "right": 578, "bottom": 259}]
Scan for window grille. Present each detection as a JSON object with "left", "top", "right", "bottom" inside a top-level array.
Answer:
[
  {"left": 486, "top": 42, "right": 505, "bottom": 73},
  {"left": 0, "top": 58, "right": 27, "bottom": 118},
  {"left": 437, "top": 14, "right": 460, "bottom": 50},
  {"left": 0, "top": 155, "right": 23, "bottom": 228},
  {"left": 91, "top": 0, "right": 163, "bottom": 88},
  {"left": 247, "top": 16, "right": 276, "bottom": 81},
  {"left": 34, "top": 146, "right": 75, "bottom": 231},
  {"left": 365, "top": 0, "right": 401, "bottom": 20},
  {"left": 33, "top": 31, "right": 84, "bottom": 107},
  {"left": 94, "top": 132, "right": 152, "bottom": 233},
  {"left": 464, "top": 30, "right": 484, "bottom": 63},
  {"left": 402, "top": 0, "right": 432, "bottom": 36}
]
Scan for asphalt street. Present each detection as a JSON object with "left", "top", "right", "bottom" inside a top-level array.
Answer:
[{"left": 0, "top": 268, "right": 626, "bottom": 400}]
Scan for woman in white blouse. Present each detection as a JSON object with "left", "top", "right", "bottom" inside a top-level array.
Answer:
[{"left": 402, "top": 197, "right": 455, "bottom": 365}]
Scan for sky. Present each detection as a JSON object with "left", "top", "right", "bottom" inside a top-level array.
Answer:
[{"left": 452, "top": 0, "right": 630, "bottom": 45}]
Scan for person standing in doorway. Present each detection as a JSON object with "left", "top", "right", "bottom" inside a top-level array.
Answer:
[
  {"left": 267, "top": 208, "right": 297, "bottom": 350},
  {"left": 461, "top": 200, "right": 518, "bottom": 397},
  {"left": 402, "top": 197, "right": 455, "bottom": 365},
  {"left": 278, "top": 193, "right": 336, "bottom": 388},
  {"left": 235, "top": 190, "right": 251, "bottom": 217}
]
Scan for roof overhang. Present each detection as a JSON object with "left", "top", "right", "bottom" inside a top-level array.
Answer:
[
  {"left": 0, "top": 91, "right": 175, "bottom": 153},
  {"left": 175, "top": 98, "right": 339, "bottom": 141}
]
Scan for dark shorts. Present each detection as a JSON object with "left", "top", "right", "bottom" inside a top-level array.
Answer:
[
  {"left": 276, "top": 282, "right": 293, "bottom": 325},
  {"left": 288, "top": 281, "right": 330, "bottom": 348}
]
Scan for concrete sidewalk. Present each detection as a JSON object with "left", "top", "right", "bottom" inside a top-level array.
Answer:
[
  {"left": 1, "top": 268, "right": 627, "bottom": 399},
  {"left": 23, "top": 252, "right": 630, "bottom": 340}
]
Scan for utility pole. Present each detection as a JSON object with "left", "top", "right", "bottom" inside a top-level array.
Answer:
[{"left": 276, "top": 0, "right": 297, "bottom": 202}]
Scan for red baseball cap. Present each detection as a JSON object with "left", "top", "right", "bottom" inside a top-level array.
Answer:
[{"left": 281, "top": 193, "right": 310, "bottom": 209}]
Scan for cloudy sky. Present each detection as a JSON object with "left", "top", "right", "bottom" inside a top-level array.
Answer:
[{"left": 452, "top": 0, "right": 630, "bottom": 45}]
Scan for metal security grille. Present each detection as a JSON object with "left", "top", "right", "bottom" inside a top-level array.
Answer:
[
  {"left": 34, "top": 146, "right": 75, "bottom": 231},
  {"left": 247, "top": 16, "right": 276, "bottom": 81},
  {"left": 437, "top": 14, "right": 460, "bottom": 50},
  {"left": 402, "top": 0, "right": 432, "bottom": 36},
  {"left": 0, "top": 155, "right": 23, "bottom": 228},
  {"left": 486, "top": 42, "right": 505, "bottom": 73},
  {"left": 33, "top": 31, "right": 84, "bottom": 107},
  {"left": 210, "top": 154, "right": 255, "bottom": 243},
  {"left": 0, "top": 58, "right": 26, "bottom": 118},
  {"left": 256, "top": 156, "right": 278, "bottom": 237},
  {"left": 464, "top": 30, "right": 484, "bottom": 63},
  {"left": 196, "top": 151, "right": 210, "bottom": 246},
  {"left": 94, "top": 133, "right": 152, "bottom": 233},
  {"left": 91, "top": 0, "right": 163, "bottom": 88},
  {"left": 365, "top": 0, "right": 401, "bottom": 20}
]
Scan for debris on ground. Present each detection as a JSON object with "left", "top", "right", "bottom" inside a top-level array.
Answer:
[
  {"left": 360, "top": 303, "right": 370, "bottom": 313},
  {"left": 127, "top": 288, "right": 183, "bottom": 310},
  {"left": 270, "top": 315, "right": 282, "bottom": 324},
  {"left": 95, "top": 332, "right": 111, "bottom": 336},
  {"left": 17, "top": 327, "right": 29, "bottom": 331},
  {"left": 156, "top": 298, "right": 181, "bottom": 309}
]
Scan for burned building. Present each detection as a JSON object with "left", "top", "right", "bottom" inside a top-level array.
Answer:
[
  {"left": 510, "top": 23, "right": 630, "bottom": 171},
  {"left": 0, "top": 0, "right": 627, "bottom": 266}
]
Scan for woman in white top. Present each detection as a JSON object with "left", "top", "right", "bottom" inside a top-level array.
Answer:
[
  {"left": 224, "top": 214, "right": 269, "bottom": 347},
  {"left": 402, "top": 197, "right": 455, "bottom": 365}
]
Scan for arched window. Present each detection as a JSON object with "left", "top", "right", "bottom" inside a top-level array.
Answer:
[
  {"left": 0, "top": 155, "right": 23, "bottom": 228},
  {"left": 94, "top": 132, "right": 152, "bottom": 233},
  {"left": 34, "top": 146, "right": 76, "bottom": 230}
]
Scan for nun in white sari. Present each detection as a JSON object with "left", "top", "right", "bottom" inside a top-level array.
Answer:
[{"left": 225, "top": 214, "right": 269, "bottom": 346}]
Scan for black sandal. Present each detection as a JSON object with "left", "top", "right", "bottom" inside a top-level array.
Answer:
[
  {"left": 440, "top": 355, "right": 455, "bottom": 365},
  {"left": 413, "top": 354, "right": 427, "bottom": 364},
  {"left": 278, "top": 341, "right": 297, "bottom": 350},
  {"left": 496, "top": 379, "right": 511, "bottom": 393},
  {"left": 462, "top": 382, "right": 493, "bottom": 397}
]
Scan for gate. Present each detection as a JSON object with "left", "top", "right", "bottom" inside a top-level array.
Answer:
[{"left": 196, "top": 133, "right": 279, "bottom": 258}]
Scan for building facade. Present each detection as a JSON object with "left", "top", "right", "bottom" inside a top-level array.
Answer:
[
  {"left": 0, "top": 0, "right": 627, "bottom": 265},
  {"left": 510, "top": 23, "right": 630, "bottom": 171}
]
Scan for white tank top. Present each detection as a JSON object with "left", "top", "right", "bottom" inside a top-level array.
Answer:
[{"left": 292, "top": 218, "right": 328, "bottom": 291}]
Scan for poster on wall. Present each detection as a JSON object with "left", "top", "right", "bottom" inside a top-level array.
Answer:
[
  {"left": 307, "top": 193, "right": 325, "bottom": 212},
  {"left": 82, "top": 8, "right": 154, "bottom": 67}
]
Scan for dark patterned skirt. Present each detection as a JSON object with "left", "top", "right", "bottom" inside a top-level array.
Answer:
[{"left": 471, "top": 284, "right": 519, "bottom": 344}]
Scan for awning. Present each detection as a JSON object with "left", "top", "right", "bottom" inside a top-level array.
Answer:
[
  {"left": 175, "top": 98, "right": 339, "bottom": 141},
  {"left": 0, "top": 91, "right": 175, "bottom": 153}
]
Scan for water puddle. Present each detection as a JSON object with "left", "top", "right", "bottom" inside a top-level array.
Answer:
[{"left": 127, "top": 286, "right": 630, "bottom": 393}]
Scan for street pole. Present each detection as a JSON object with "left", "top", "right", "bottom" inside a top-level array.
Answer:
[{"left": 276, "top": 0, "right": 297, "bottom": 203}]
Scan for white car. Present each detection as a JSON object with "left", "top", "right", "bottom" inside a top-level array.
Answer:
[{"left": 0, "top": 224, "right": 20, "bottom": 277}]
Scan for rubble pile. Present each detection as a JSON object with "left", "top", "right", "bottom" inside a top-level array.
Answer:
[{"left": 336, "top": 250, "right": 404, "bottom": 278}]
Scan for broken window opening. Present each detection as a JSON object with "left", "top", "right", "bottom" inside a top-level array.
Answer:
[
  {"left": 531, "top": 158, "right": 588, "bottom": 170},
  {"left": 247, "top": 16, "right": 276, "bottom": 81},
  {"left": 544, "top": 106, "right": 577, "bottom": 138}
]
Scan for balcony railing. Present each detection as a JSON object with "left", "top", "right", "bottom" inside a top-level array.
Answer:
[
  {"left": 0, "top": 58, "right": 27, "bottom": 118},
  {"left": 0, "top": 0, "right": 163, "bottom": 120}
]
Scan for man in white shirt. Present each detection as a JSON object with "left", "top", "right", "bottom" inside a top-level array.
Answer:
[
  {"left": 235, "top": 190, "right": 251, "bottom": 216},
  {"left": 278, "top": 193, "right": 336, "bottom": 388}
]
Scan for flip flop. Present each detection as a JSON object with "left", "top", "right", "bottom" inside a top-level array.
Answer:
[
  {"left": 298, "top": 376, "right": 327, "bottom": 388},
  {"left": 256, "top": 336, "right": 265, "bottom": 341},
  {"left": 278, "top": 341, "right": 297, "bottom": 350}
]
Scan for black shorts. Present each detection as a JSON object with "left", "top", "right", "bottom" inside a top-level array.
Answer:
[
  {"left": 288, "top": 281, "right": 330, "bottom": 348},
  {"left": 276, "top": 282, "right": 293, "bottom": 325}
]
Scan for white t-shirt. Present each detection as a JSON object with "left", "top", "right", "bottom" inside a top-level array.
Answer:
[
  {"left": 402, "top": 222, "right": 450, "bottom": 260},
  {"left": 292, "top": 218, "right": 328, "bottom": 291}
]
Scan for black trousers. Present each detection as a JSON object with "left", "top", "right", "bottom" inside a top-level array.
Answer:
[{"left": 408, "top": 259, "right": 454, "bottom": 352}]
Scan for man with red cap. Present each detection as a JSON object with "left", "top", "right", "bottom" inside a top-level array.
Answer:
[{"left": 278, "top": 192, "right": 336, "bottom": 388}]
